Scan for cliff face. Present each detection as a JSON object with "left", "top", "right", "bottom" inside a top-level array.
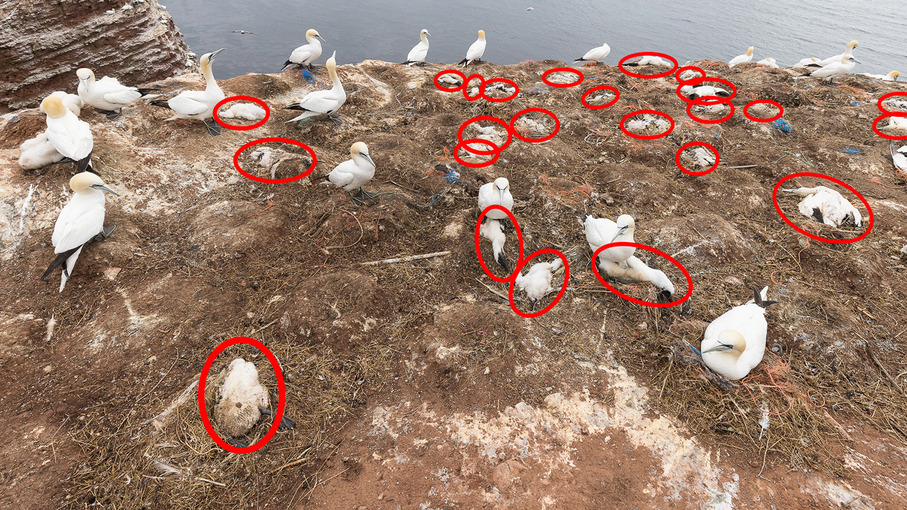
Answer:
[{"left": 0, "top": 0, "right": 189, "bottom": 112}]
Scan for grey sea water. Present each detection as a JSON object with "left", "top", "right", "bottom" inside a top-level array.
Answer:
[{"left": 166, "top": 0, "right": 906, "bottom": 78}]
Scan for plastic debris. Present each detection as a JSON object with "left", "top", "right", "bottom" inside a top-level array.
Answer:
[
  {"left": 300, "top": 68, "right": 316, "bottom": 84},
  {"left": 772, "top": 118, "right": 792, "bottom": 133},
  {"left": 841, "top": 147, "right": 863, "bottom": 155}
]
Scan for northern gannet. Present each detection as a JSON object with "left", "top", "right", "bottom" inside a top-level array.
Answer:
[
  {"left": 793, "top": 57, "right": 821, "bottom": 68},
  {"left": 598, "top": 255, "right": 674, "bottom": 299},
  {"left": 40, "top": 172, "right": 118, "bottom": 292},
  {"left": 515, "top": 258, "right": 563, "bottom": 306},
  {"left": 808, "top": 54, "right": 856, "bottom": 83},
  {"left": 584, "top": 214, "right": 635, "bottom": 267},
  {"left": 680, "top": 84, "right": 730, "bottom": 99},
  {"left": 213, "top": 358, "right": 295, "bottom": 446},
  {"left": 281, "top": 29, "right": 326, "bottom": 73},
  {"left": 807, "top": 40, "right": 859, "bottom": 67},
  {"left": 784, "top": 185, "right": 862, "bottom": 227},
  {"left": 459, "top": 30, "right": 486, "bottom": 67},
  {"left": 76, "top": 68, "right": 145, "bottom": 118},
  {"left": 891, "top": 141, "right": 907, "bottom": 178},
  {"left": 728, "top": 46, "right": 754, "bottom": 68},
  {"left": 219, "top": 102, "right": 267, "bottom": 121},
  {"left": 477, "top": 177, "right": 514, "bottom": 220},
  {"left": 323, "top": 141, "right": 376, "bottom": 203},
  {"left": 479, "top": 219, "right": 509, "bottom": 272},
  {"left": 402, "top": 29, "right": 431, "bottom": 65},
  {"left": 860, "top": 70, "right": 900, "bottom": 81},
  {"left": 150, "top": 48, "right": 226, "bottom": 136},
  {"left": 285, "top": 51, "right": 346, "bottom": 125},
  {"left": 46, "top": 91, "right": 84, "bottom": 117},
  {"left": 625, "top": 55, "right": 671, "bottom": 67},
  {"left": 701, "top": 286, "right": 774, "bottom": 380},
  {"left": 574, "top": 43, "right": 611, "bottom": 65},
  {"left": 756, "top": 57, "right": 779, "bottom": 68},
  {"left": 41, "top": 96, "right": 94, "bottom": 174},
  {"left": 18, "top": 132, "right": 65, "bottom": 170}
]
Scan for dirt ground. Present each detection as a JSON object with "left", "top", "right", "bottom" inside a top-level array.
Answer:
[{"left": 1, "top": 58, "right": 906, "bottom": 509}]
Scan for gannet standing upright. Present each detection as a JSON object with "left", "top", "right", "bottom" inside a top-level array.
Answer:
[
  {"left": 459, "top": 30, "right": 486, "bottom": 66},
  {"left": 323, "top": 141, "right": 376, "bottom": 203},
  {"left": 150, "top": 48, "right": 226, "bottom": 136},
  {"left": 281, "top": 29, "right": 326, "bottom": 72},
  {"left": 41, "top": 96, "right": 94, "bottom": 174},
  {"left": 477, "top": 177, "right": 513, "bottom": 220},
  {"left": 41, "top": 172, "right": 119, "bottom": 292},
  {"left": 402, "top": 29, "right": 431, "bottom": 65},
  {"left": 574, "top": 43, "right": 611, "bottom": 65},
  {"left": 807, "top": 40, "right": 859, "bottom": 67},
  {"left": 584, "top": 214, "right": 635, "bottom": 267},
  {"left": 285, "top": 51, "right": 346, "bottom": 125},
  {"left": 728, "top": 46, "right": 755, "bottom": 67},
  {"left": 76, "top": 68, "right": 144, "bottom": 118},
  {"left": 808, "top": 54, "right": 856, "bottom": 83},
  {"left": 701, "top": 287, "right": 775, "bottom": 380}
]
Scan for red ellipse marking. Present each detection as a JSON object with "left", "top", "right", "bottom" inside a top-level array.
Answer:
[
  {"left": 590, "top": 242, "right": 692, "bottom": 307},
  {"left": 459, "top": 138, "right": 498, "bottom": 156},
  {"left": 509, "top": 108, "right": 560, "bottom": 143},
  {"left": 213, "top": 96, "right": 270, "bottom": 131},
  {"left": 772, "top": 172, "right": 874, "bottom": 244},
  {"left": 686, "top": 100, "right": 735, "bottom": 124},
  {"left": 233, "top": 137, "right": 317, "bottom": 184},
  {"left": 743, "top": 100, "right": 784, "bottom": 122},
  {"left": 675, "top": 142, "right": 720, "bottom": 176},
  {"left": 507, "top": 248, "right": 570, "bottom": 318},
  {"left": 675, "top": 77, "right": 738, "bottom": 105},
  {"left": 454, "top": 138, "right": 502, "bottom": 168},
  {"left": 474, "top": 205, "right": 525, "bottom": 282},
  {"left": 462, "top": 74, "right": 485, "bottom": 101},
  {"left": 457, "top": 116, "right": 513, "bottom": 154},
  {"left": 877, "top": 91, "right": 907, "bottom": 114},
  {"left": 581, "top": 85, "right": 620, "bottom": 109},
  {"left": 541, "top": 67, "right": 584, "bottom": 88},
  {"left": 675, "top": 65, "right": 706, "bottom": 84},
  {"left": 619, "top": 109, "right": 675, "bottom": 139},
  {"left": 198, "top": 336, "right": 286, "bottom": 455},
  {"left": 618, "top": 52, "right": 679, "bottom": 79},
  {"left": 482, "top": 78, "right": 520, "bottom": 102},
  {"left": 872, "top": 113, "right": 907, "bottom": 141},
  {"left": 434, "top": 69, "right": 467, "bottom": 92}
]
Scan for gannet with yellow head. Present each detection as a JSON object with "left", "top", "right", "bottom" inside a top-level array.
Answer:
[
  {"left": 281, "top": 29, "right": 326, "bottom": 72},
  {"left": 701, "top": 286, "right": 774, "bottom": 380},
  {"left": 728, "top": 46, "right": 754, "bottom": 68},
  {"left": 861, "top": 70, "right": 900, "bottom": 81},
  {"left": 151, "top": 48, "right": 226, "bottom": 135},
  {"left": 285, "top": 51, "right": 346, "bottom": 125},
  {"left": 459, "top": 29, "right": 486, "bottom": 66},
  {"left": 808, "top": 53, "right": 857, "bottom": 83},
  {"left": 323, "top": 141, "right": 376, "bottom": 203},
  {"left": 41, "top": 172, "right": 119, "bottom": 292},
  {"left": 402, "top": 29, "right": 431, "bottom": 65},
  {"left": 41, "top": 95, "right": 94, "bottom": 173},
  {"left": 808, "top": 40, "right": 859, "bottom": 68},
  {"left": 76, "top": 68, "right": 143, "bottom": 118},
  {"left": 477, "top": 177, "right": 514, "bottom": 220}
]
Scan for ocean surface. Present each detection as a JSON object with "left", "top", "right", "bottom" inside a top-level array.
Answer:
[{"left": 165, "top": 0, "right": 906, "bottom": 78}]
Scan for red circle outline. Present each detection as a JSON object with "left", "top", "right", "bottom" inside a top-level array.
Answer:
[
  {"left": 743, "top": 100, "right": 784, "bottom": 122},
  {"left": 462, "top": 74, "right": 485, "bottom": 101},
  {"left": 675, "top": 77, "right": 738, "bottom": 104},
  {"left": 198, "top": 336, "right": 286, "bottom": 455},
  {"left": 675, "top": 66, "right": 706, "bottom": 84},
  {"left": 434, "top": 69, "right": 467, "bottom": 92},
  {"left": 457, "top": 116, "right": 513, "bottom": 154},
  {"left": 619, "top": 109, "right": 675, "bottom": 139},
  {"left": 686, "top": 100, "right": 735, "bottom": 124},
  {"left": 581, "top": 86, "right": 620, "bottom": 109},
  {"left": 541, "top": 67, "right": 584, "bottom": 88},
  {"left": 482, "top": 78, "right": 520, "bottom": 102},
  {"left": 618, "top": 52, "right": 679, "bottom": 79},
  {"left": 509, "top": 108, "right": 560, "bottom": 143},
  {"left": 233, "top": 138, "right": 317, "bottom": 184},
  {"left": 771, "top": 172, "right": 874, "bottom": 244},
  {"left": 454, "top": 139, "right": 502, "bottom": 168},
  {"left": 474, "top": 205, "right": 525, "bottom": 282},
  {"left": 877, "top": 92, "right": 907, "bottom": 114},
  {"left": 213, "top": 96, "right": 270, "bottom": 131},
  {"left": 507, "top": 248, "right": 570, "bottom": 318},
  {"left": 590, "top": 242, "right": 692, "bottom": 307},
  {"left": 872, "top": 113, "right": 907, "bottom": 141},
  {"left": 675, "top": 142, "right": 720, "bottom": 176}
]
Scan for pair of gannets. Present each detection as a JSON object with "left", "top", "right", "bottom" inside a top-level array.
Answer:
[
  {"left": 575, "top": 42, "right": 611, "bottom": 65},
  {"left": 701, "top": 286, "right": 774, "bottom": 380},
  {"left": 41, "top": 96, "right": 94, "bottom": 173},
  {"left": 323, "top": 142, "right": 376, "bottom": 202},
  {"left": 281, "top": 29, "right": 326, "bottom": 72},
  {"left": 41, "top": 173, "right": 119, "bottom": 292},
  {"left": 402, "top": 29, "right": 431, "bottom": 65},
  {"left": 808, "top": 54, "right": 856, "bottom": 82},
  {"left": 285, "top": 52, "right": 346, "bottom": 125},
  {"left": 728, "top": 46, "right": 754, "bottom": 68},
  {"left": 785, "top": 186, "right": 862, "bottom": 228},
  {"left": 151, "top": 49, "right": 226, "bottom": 136},
  {"left": 478, "top": 178, "right": 514, "bottom": 272},
  {"left": 584, "top": 214, "right": 635, "bottom": 267},
  {"left": 213, "top": 358, "right": 295, "bottom": 445},
  {"left": 807, "top": 40, "right": 859, "bottom": 68},
  {"left": 459, "top": 30, "right": 486, "bottom": 67},
  {"left": 76, "top": 68, "right": 148, "bottom": 117}
]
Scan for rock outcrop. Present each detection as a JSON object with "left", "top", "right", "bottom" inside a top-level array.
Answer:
[{"left": 0, "top": 0, "right": 189, "bottom": 112}]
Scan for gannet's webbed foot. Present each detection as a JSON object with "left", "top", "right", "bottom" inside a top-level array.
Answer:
[
  {"left": 327, "top": 113, "right": 343, "bottom": 126},
  {"left": 93, "top": 225, "right": 117, "bottom": 242},
  {"left": 496, "top": 253, "right": 510, "bottom": 274},
  {"left": 106, "top": 108, "right": 124, "bottom": 119},
  {"left": 203, "top": 119, "right": 222, "bottom": 136},
  {"left": 258, "top": 406, "right": 297, "bottom": 430},
  {"left": 227, "top": 437, "right": 250, "bottom": 449},
  {"left": 359, "top": 188, "right": 380, "bottom": 200}
]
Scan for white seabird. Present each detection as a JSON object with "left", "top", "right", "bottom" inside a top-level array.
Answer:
[
  {"left": 756, "top": 57, "right": 779, "bottom": 68},
  {"left": 281, "top": 29, "right": 326, "bottom": 72},
  {"left": 323, "top": 141, "right": 376, "bottom": 202},
  {"left": 808, "top": 40, "right": 859, "bottom": 68},
  {"left": 40, "top": 172, "right": 118, "bottom": 292},
  {"left": 625, "top": 55, "right": 671, "bottom": 67},
  {"left": 701, "top": 286, "right": 774, "bottom": 380},
  {"left": 892, "top": 141, "right": 907, "bottom": 179},
  {"left": 860, "top": 70, "right": 900, "bottom": 81},
  {"left": 285, "top": 51, "right": 346, "bottom": 125},
  {"left": 808, "top": 54, "right": 856, "bottom": 83},
  {"left": 680, "top": 84, "right": 730, "bottom": 99},
  {"left": 885, "top": 116, "right": 907, "bottom": 132},
  {"left": 598, "top": 255, "right": 675, "bottom": 299},
  {"left": 584, "top": 214, "right": 635, "bottom": 267},
  {"left": 728, "top": 46, "right": 754, "bottom": 68},
  {"left": 46, "top": 91, "right": 84, "bottom": 117},
  {"left": 42, "top": 95, "right": 94, "bottom": 173},
  {"left": 784, "top": 185, "right": 862, "bottom": 228},
  {"left": 574, "top": 42, "right": 611, "bottom": 65},
  {"left": 213, "top": 358, "right": 295, "bottom": 444},
  {"left": 515, "top": 258, "right": 563, "bottom": 305},
  {"left": 459, "top": 29, "right": 486, "bottom": 67},
  {"left": 76, "top": 68, "right": 145, "bottom": 117},
  {"left": 18, "top": 132, "right": 65, "bottom": 170},
  {"left": 477, "top": 177, "right": 514, "bottom": 220},
  {"left": 402, "top": 29, "right": 431, "bottom": 65},
  {"left": 793, "top": 57, "right": 821, "bottom": 68},
  {"left": 150, "top": 48, "right": 226, "bottom": 135},
  {"left": 219, "top": 102, "right": 267, "bottom": 121},
  {"left": 479, "top": 219, "right": 509, "bottom": 273}
]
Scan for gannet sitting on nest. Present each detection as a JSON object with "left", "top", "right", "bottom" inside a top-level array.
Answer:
[
  {"left": 680, "top": 84, "right": 730, "bottom": 99},
  {"left": 807, "top": 40, "right": 859, "bottom": 68},
  {"left": 402, "top": 29, "right": 431, "bottom": 65},
  {"left": 624, "top": 55, "right": 671, "bottom": 67},
  {"left": 478, "top": 177, "right": 514, "bottom": 220},
  {"left": 598, "top": 255, "right": 674, "bottom": 300},
  {"left": 151, "top": 48, "right": 226, "bottom": 136},
  {"left": 459, "top": 30, "right": 486, "bottom": 67},
  {"left": 784, "top": 185, "right": 862, "bottom": 228},
  {"left": 515, "top": 258, "right": 563, "bottom": 308},
  {"left": 46, "top": 91, "right": 84, "bottom": 117},
  {"left": 584, "top": 214, "right": 635, "bottom": 267},
  {"left": 793, "top": 57, "right": 821, "bottom": 68},
  {"left": 728, "top": 46, "right": 754, "bottom": 68},
  {"left": 281, "top": 29, "right": 326, "bottom": 73},
  {"left": 756, "top": 57, "right": 779, "bottom": 68},
  {"left": 574, "top": 42, "right": 611, "bottom": 65},
  {"left": 76, "top": 68, "right": 149, "bottom": 118},
  {"left": 891, "top": 141, "right": 907, "bottom": 179},
  {"left": 701, "top": 286, "right": 775, "bottom": 380},
  {"left": 860, "top": 70, "right": 900, "bottom": 81},
  {"left": 41, "top": 172, "right": 118, "bottom": 292},
  {"left": 213, "top": 358, "right": 295, "bottom": 447},
  {"left": 807, "top": 54, "right": 856, "bottom": 83},
  {"left": 18, "top": 132, "right": 65, "bottom": 170},
  {"left": 480, "top": 219, "right": 509, "bottom": 273},
  {"left": 41, "top": 96, "right": 94, "bottom": 174},
  {"left": 285, "top": 51, "right": 346, "bottom": 126},
  {"left": 323, "top": 142, "right": 376, "bottom": 203}
]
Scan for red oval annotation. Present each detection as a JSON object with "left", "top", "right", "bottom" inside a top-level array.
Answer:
[
  {"left": 474, "top": 205, "right": 525, "bottom": 282},
  {"left": 771, "top": 172, "right": 874, "bottom": 244},
  {"left": 675, "top": 142, "right": 720, "bottom": 176},
  {"left": 213, "top": 96, "right": 270, "bottom": 131},
  {"left": 742, "top": 100, "right": 783, "bottom": 123},
  {"left": 510, "top": 108, "right": 560, "bottom": 143},
  {"left": 619, "top": 109, "right": 675, "bottom": 139},
  {"left": 618, "top": 52, "right": 679, "bottom": 79},
  {"left": 590, "top": 242, "right": 692, "bottom": 308},
  {"left": 581, "top": 85, "right": 620, "bottom": 109},
  {"left": 541, "top": 68, "right": 584, "bottom": 88},
  {"left": 233, "top": 138, "right": 317, "bottom": 184},
  {"left": 507, "top": 248, "right": 570, "bottom": 318}
]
